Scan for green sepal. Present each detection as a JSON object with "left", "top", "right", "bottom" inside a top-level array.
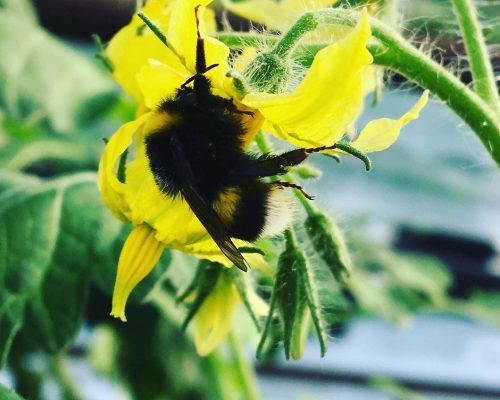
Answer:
[
  {"left": 335, "top": 142, "right": 372, "bottom": 171},
  {"left": 256, "top": 291, "right": 278, "bottom": 359},
  {"left": 116, "top": 147, "right": 128, "bottom": 184},
  {"left": 292, "top": 165, "right": 322, "bottom": 179},
  {"left": 226, "top": 70, "right": 248, "bottom": 95},
  {"left": 321, "top": 153, "right": 341, "bottom": 163},
  {"left": 305, "top": 211, "right": 352, "bottom": 282},
  {"left": 238, "top": 246, "right": 266, "bottom": 256},
  {"left": 274, "top": 230, "right": 307, "bottom": 359},
  {"left": 137, "top": 12, "right": 167, "bottom": 46},
  {"left": 297, "top": 248, "right": 328, "bottom": 357},
  {"left": 244, "top": 52, "right": 290, "bottom": 94},
  {"left": 91, "top": 33, "right": 114, "bottom": 73},
  {"left": 258, "top": 229, "right": 328, "bottom": 359},
  {"left": 229, "top": 269, "right": 261, "bottom": 332},
  {"left": 180, "top": 260, "right": 222, "bottom": 330}
]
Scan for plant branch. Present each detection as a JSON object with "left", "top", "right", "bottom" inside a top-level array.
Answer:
[
  {"left": 218, "top": 9, "right": 500, "bottom": 166},
  {"left": 451, "top": 0, "right": 500, "bottom": 113}
]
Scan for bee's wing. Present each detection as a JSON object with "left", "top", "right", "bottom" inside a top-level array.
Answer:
[{"left": 169, "top": 138, "right": 249, "bottom": 272}]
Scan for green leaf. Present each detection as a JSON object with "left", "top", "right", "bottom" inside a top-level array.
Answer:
[
  {"left": 0, "top": 290, "right": 26, "bottom": 367},
  {"left": 181, "top": 260, "right": 222, "bottom": 330},
  {"left": 0, "top": 0, "right": 36, "bottom": 23},
  {"left": 0, "top": 171, "right": 40, "bottom": 193},
  {"left": 0, "top": 9, "right": 117, "bottom": 133},
  {"left": 0, "top": 384, "right": 26, "bottom": 400},
  {"left": 0, "top": 173, "right": 120, "bottom": 357}
]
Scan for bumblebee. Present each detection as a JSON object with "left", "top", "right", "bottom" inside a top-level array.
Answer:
[{"left": 145, "top": 7, "right": 336, "bottom": 271}]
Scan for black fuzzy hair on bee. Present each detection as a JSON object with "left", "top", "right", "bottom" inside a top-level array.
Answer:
[{"left": 144, "top": 6, "right": 336, "bottom": 271}]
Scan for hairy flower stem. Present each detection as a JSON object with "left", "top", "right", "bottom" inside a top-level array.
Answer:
[
  {"left": 368, "top": 40, "right": 500, "bottom": 167},
  {"left": 272, "top": 13, "right": 318, "bottom": 58},
  {"left": 218, "top": 9, "right": 500, "bottom": 166},
  {"left": 451, "top": 0, "right": 500, "bottom": 113}
]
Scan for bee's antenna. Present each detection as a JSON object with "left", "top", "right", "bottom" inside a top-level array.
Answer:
[
  {"left": 194, "top": 5, "right": 206, "bottom": 74},
  {"left": 181, "top": 5, "right": 220, "bottom": 101}
]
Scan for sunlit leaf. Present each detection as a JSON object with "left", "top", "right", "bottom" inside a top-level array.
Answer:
[
  {"left": 0, "top": 383, "right": 26, "bottom": 400},
  {"left": 0, "top": 172, "right": 168, "bottom": 358},
  {"left": 0, "top": 10, "right": 117, "bottom": 134}
]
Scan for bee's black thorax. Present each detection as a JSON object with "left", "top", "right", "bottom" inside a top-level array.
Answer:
[{"left": 145, "top": 75, "right": 252, "bottom": 202}]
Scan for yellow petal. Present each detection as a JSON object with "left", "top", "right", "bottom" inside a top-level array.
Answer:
[
  {"left": 223, "top": 0, "right": 339, "bottom": 31},
  {"left": 111, "top": 223, "right": 166, "bottom": 322},
  {"left": 98, "top": 113, "right": 151, "bottom": 222},
  {"left": 242, "top": 9, "right": 372, "bottom": 148},
  {"left": 136, "top": 59, "right": 191, "bottom": 109},
  {"left": 107, "top": 0, "right": 173, "bottom": 101},
  {"left": 167, "top": 0, "right": 230, "bottom": 91},
  {"left": 286, "top": 0, "right": 339, "bottom": 11},
  {"left": 239, "top": 106, "right": 265, "bottom": 145},
  {"left": 194, "top": 275, "right": 239, "bottom": 356},
  {"left": 223, "top": 0, "right": 298, "bottom": 30},
  {"left": 350, "top": 91, "right": 429, "bottom": 153}
]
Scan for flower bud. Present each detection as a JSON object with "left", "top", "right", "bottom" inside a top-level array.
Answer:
[{"left": 244, "top": 52, "right": 291, "bottom": 93}]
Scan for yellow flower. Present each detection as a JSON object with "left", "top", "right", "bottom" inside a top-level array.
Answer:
[
  {"left": 98, "top": 0, "right": 428, "bottom": 331},
  {"left": 107, "top": 0, "right": 218, "bottom": 106}
]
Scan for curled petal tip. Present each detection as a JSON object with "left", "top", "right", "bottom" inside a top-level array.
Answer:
[{"left": 110, "top": 310, "right": 127, "bottom": 322}]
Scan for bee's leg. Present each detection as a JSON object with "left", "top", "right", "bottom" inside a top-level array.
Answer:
[
  {"left": 272, "top": 181, "right": 315, "bottom": 201},
  {"left": 180, "top": 62, "right": 219, "bottom": 89},
  {"left": 234, "top": 143, "right": 338, "bottom": 178}
]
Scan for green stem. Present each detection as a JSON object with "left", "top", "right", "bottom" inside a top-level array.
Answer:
[
  {"left": 272, "top": 13, "right": 318, "bottom": 58},
  {"left": 50, "top": 355, "right": 82, "bottom": 400},
  {"left": 228, "top": 331, "right": 261, "bottom": 400},
  {"left": 316, "top": 9, "right": 500, "bottom": 165},
  {"left": 218, "top": 9, "right": 500, "bottom": 166},
  {"left": 451, "top": 0, "right": 500, "bottom": 113},
  {"left": 369, "top": 44, "right": 500, "bottom": 167}
]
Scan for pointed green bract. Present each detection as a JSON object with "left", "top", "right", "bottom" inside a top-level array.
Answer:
[
  {"left": 181, "top": 260, "right": 222, "bottom": 330},
  {"left": 305, "top": 211, "right": 352, "bottom": 282},
  {"left": 230, "top": 269, "right": 262, "bottom": 331}
]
